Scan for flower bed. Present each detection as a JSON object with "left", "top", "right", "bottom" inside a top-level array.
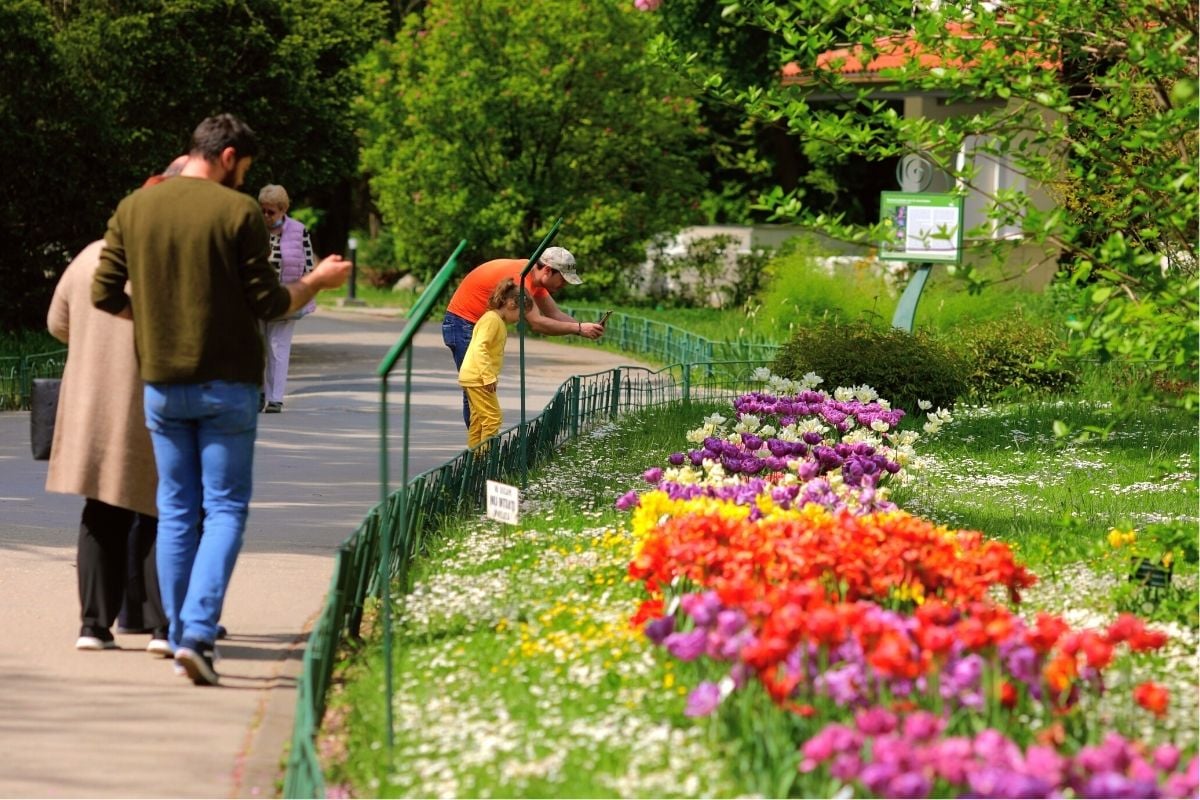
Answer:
[{"left": 618, "top": 373, "right": 1198, "bottom": 798}]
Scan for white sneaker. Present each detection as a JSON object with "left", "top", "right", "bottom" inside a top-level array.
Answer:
[
  {"left": 75, "top": 636, "right": 117, "bottom": 651},
  {"left": 147, "top": 638, "right": 174, "bottom": 657},
  {"left": 172, "top": 662, "right": 188, "bottom": 677}
]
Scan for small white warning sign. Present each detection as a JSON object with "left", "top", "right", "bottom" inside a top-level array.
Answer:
[{"left": 486, "top": 480, "right": 520, "bottom": 525}]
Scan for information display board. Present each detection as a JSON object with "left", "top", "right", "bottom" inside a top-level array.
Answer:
[{"left": 879, "top": 192, "right": 964, "bottom": 264}]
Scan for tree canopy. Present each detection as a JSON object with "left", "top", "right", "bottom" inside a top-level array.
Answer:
[
  {"left": 357, "top": 0, "right": 707, "bottom": 297},
  {"left": 644, "top": 0, "right": 1198, "bottom": 403},
  {"left": 2, "top": 0, "right": 385, "bottom": 332}
]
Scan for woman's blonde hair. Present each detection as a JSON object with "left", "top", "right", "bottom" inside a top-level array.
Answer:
[
  {"left": 258, "top": 184, "right": 290, "bottom": 210},
  {"left": 488, "top": 277, "right": 532, "bottom": 311}
]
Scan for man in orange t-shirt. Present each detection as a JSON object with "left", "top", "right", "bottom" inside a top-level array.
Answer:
[{"left": 442, "top": 246, "right": 604, "bottom": 426}]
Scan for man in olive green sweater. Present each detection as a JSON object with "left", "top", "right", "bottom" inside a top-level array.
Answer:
[{"left": 93, "top": 114, "right": 351, "bottom": 686}]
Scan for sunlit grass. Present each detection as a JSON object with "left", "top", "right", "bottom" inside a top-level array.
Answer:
[
  {"left": 322, "top": 405, "right": 734, "bottom": 798},
  {"left": 896, "top": 400, "right": 1198, "bottom": 556},
  {"left": 321, "top": 395, "right": 1198, "bottom": 797}
]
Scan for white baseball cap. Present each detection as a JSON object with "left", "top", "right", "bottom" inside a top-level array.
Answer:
[{"left": 540, "top": 246, "right": 581, "bottom": 284}]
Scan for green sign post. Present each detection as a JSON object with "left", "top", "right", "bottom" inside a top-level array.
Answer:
[{"left": 880, "top": 191, "right": 964, "bottom": 332}]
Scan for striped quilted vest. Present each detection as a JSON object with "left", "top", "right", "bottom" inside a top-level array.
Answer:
[{"left": 277, "top": 217, "right": 308, "bottom": 284}]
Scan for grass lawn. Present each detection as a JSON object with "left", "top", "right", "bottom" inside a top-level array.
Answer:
[
  {"left": 319, "top": 390, "right": 1199, "bottom": 797},
  {"left": 321, "top": 406, "right": 740, "bottom": 798}
]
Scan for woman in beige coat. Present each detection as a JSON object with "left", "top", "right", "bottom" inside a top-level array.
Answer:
[{"left": 46, "top": 239, "right": 169, "bottom": 654}]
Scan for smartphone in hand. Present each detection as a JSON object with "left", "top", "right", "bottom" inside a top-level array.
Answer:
[{"left": 598, "top": 310, "right": 613, "bottom": 326}]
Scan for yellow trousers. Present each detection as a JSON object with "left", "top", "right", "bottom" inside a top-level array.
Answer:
[{"left": 465, "top": 385, "right": 502, "bottom": 449}]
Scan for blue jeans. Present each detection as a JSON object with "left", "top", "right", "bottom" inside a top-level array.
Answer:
[
  {"left": 143, "top": 381, "right": 258, "bottom": 649},
  {"left": 442, "top": 312, "right": 475, "bottom": 427}
]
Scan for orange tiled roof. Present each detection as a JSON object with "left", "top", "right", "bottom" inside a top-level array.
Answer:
[{"left": 782, "top": 22, "right": 1059, "bottom": 86}]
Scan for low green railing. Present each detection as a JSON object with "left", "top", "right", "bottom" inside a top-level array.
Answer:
[
  {"left": 282, "top": 227, "right": 778, "bottom": 797},
  {"left": 0, "top": 350, "right": 68, "bottom": 411},
  {"left": 282, "top": 356, "right": 766, "bottom": 798},
  {"left": 560, "top": 306, "right": 780, "bottom": 365}
]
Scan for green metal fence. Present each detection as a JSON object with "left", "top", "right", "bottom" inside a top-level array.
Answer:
[
  {"left": 560, "top": 306, "right": 781, "bottom": 365},
  {"left": 0, "top": 350, "right": 68, "bottom": 411},
  {"left": 281, "top": 230, "right": 777, "bottom": 797},
  {"left": 282, "top": 356, "right": 765, "bottom": 796}
]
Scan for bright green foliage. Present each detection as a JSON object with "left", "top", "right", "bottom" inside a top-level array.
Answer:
[
  {"left": 650, "top": 0, "right": 1198, "bottom": 405},
  {"left": 357, "top": 0, "right": 706, "bottom": 295},
  {"left": 771, "top": 318, "right": 967, "bottom": 412},
  {"left": 955, "top": 315, "right": 1078, "bottom": 400},
  {"left": 2, "top": 0, "right": 385, "bottom": 332},
  {"left": 1104, "top": 520, "right": 1199, "bottom": 629},
  {"left": 756, "top": 243, "right": 901, "bottom": 324}
]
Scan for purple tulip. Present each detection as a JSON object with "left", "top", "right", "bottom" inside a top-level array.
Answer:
[
  {"left": 715, "top": 608, "right": 747, "bottom": 638},
  {"left": 802, "top": 723, "right": 860, "bottom": 762},
  {"left": 644, "top": 615, "right": 675, "bottom": 645},
  {"left": 1022, "top": 744, "right": 1066, "bottom": 787},
  {"left": 803, "top": 431, "right": 823, "bottom": 445},
  {"left": 642, "top": 467, "right": 663, "bottom": 483},
  {"left": 667, "top": 452, "right": 685, "bottom": 466},
  {"left": 887, "top": 771, "right": 931, "bottom": 799},
  {"left": 973, "top": 729, "right": 1020, "bottom": 769},
  {"left": 1163, "top": 758, "right": 1199, "bottom": 798},
  {"left": 1003, "top": 644, "right": 1040, "bottom": 687},
  {"left": 1153, "top": 744, "right": 1181, "bottom": 772},
  {"left": 1078, "top": 772, "right": 1140, "bottom": 799},
  {"left": 615, "top": 490, "right": 639, "bottom": 510},
  {"left": 680, "top": 591, "right": 721, "bottom": 627},
  {"left": 854, "top": 707, "right": 898, "bottom": 736},
  {"left": 684, "top": 681, "right": 722, "bottom": 717},
  {"left": 860, "top": 762, "right": 899, "bottom": 796},
  {"left": 830, "top": 753, "right": 863, "bottom": 782},
  {"left": 902, "top": 711, "right": 944, "bottom": 742},
  {"left": 664, "top": 629, "right": 706, "bottom": 662}
]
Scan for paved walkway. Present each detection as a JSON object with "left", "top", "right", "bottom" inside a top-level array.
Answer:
[{"left": 0, "top": 309, "right": 644, "bottom": 798}]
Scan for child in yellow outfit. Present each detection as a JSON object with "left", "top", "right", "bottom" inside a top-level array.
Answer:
[{"left": 458, "top": 278, "right": 530, "bottom": 449}]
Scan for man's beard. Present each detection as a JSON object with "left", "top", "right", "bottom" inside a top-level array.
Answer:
[{"left": 220, "top": 170, "right": 242, "bottom": 190}]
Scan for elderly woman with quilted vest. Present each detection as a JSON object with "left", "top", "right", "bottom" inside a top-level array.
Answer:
[{"left": 257, "top": 184, "right": 316, "bottom": 413}]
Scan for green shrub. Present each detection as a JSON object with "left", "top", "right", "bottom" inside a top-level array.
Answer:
[
  {"left": 754, "top": 239, "right": 1062, "bottom": 337},
  {"left": 0, "top": 329, "right": 61, "bottom": 359},
  {"left": 349, "top": 228, "right": 406, "bottom": 289},
  {"left": 756, "top": 244, "right": 898, "bottom": 327},
  {"left": 771, "top": 318, "right": 967, "bottom": 413},
  {"left": 955, "top": 316, "right": 1078, "bottom": 400}
]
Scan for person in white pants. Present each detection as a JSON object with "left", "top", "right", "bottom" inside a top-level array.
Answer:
[{"left": 257, "top": 184, "right": 316, "bottom": 413}]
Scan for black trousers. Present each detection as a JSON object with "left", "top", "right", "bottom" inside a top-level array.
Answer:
[{"left": 78, "top": 499, "right": 166, "bottom": 640}]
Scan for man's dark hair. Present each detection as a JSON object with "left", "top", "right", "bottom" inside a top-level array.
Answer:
[{"left": 189, "top": 113, "right": 259, "bottom": 161}]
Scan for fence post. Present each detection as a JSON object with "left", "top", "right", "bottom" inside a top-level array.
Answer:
[
  {"left": 682, "top": 363, "right": 692, "bottom": 409},
  {"left": 570, "top": 376, "right": 580, "bottom": 439},
  {"left": 609, "top": 368, "right": 622, "bottom": 418},
  {"left": 17, "top": 355, "right": 29, "bottom": 409}
]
